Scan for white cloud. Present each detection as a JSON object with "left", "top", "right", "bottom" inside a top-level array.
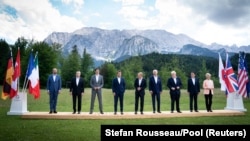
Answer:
[
  {"left": 62, "top": 0, "right": 84, "bottom": 14},
  {"left": 0, "top": 0, "right": 84, "bottom": 44},
  {"left": 117, "top": 0, "right": 250, "bottom": 46},
  {"left": 114, "top": 0, "right": 144, "bottom": 6}
]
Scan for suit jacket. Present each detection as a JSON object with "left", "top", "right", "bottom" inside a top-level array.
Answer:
[
  {"left": 149, "top": 75, "right": 162, "bottom": 94},
  {"left": 70, "top": 77, "right": 84, "bottom": 95},
  {"left": 203, "top": 79, "right": 214, "bottom": 95},
  {"left": 112, "top": 77, "right": 126, "bottom": 94},
  {"left": 47, "top": 74, "right": 61, "bottom": 93},
  {"left": 134, "top": 78, "right": 147, "bottom": 94},
  {"left": 167, "top": 77, "right": 182, "bottom": 95},
  {"left": 187, "top": 77, "right": 200, "bottom": 94},
  {"left": 90, "top": 74, "right": 104, "bottom": 90}
]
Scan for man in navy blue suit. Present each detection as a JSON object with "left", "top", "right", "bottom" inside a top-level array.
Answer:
[
  {"left": 112, "top": 70, "right": 126, "bottom": 115},
  {"left": 187, "top": 72, "right": 200, "bottom": 112},
  {"left": 47, "top": 68, "right": 62, "bottom": 114},
  {"left": 167, "top": 71, "right": 182, "bottom": 113},
  {"left": 149, "top": 69, "right": 162, "bottom": 113},
  {"left": 70, "top": 71, "right": 84, "bottom": 114}
]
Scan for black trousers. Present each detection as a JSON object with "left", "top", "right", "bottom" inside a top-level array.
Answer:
[
  {"left": 135, "top": 92, "right": 145, "bottom": 112},
  {"left": 170, "top": 93, "right": 180, "bottom": 112},
  {"left": 189, "top": 93, "right": 198, "bottom": 111},
  {"left": 204, "top": 93, "right": 213, "bottom": 111},
  {"left": 73, "top": 94, "right": 82, "bottom": 112},
  {"left": 151, "top": 93, "right": 160, "bottom": 112}
]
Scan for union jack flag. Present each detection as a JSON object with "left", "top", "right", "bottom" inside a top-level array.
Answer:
[{"left": 222, "top": 53, "right": 238, "bottom": 94}]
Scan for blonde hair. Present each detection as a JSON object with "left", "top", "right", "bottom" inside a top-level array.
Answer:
[
  {"left": 205, "top": 73, "right": 211, "bottom": 77},
  {"left": 171, "top": 71, "right": 176, "bottom": 75}
]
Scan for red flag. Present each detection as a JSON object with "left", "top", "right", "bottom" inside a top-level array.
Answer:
[
  {"left": 10, "top": 48, "right": 21, "bottom": 98},
  {"left": 1, "top": 52, "right": 14, "bottom": 100}
]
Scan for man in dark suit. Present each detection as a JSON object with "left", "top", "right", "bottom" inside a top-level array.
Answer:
[
  {"left": 167, "top": 70, "right": 182, "bottom": 113},
  {"left": 70, "top": 71, "right": 84, "bottom": 114},
  {"left": 187, "top": 72, "right": 200, "bottom": 112},
  {"left": 89, "top": 68, "right": 104, "bottom": 114},
  {"left": 47, "top": 68, "right": 62, "bottom": 114},
  {"left": 149, "top": 69, "right": 162, "bottom": 113},
  {"left": 112, "top": 70, "right": 126, "bottom": 115},
  {"left": 134, "top": 72, "right": 147, "bottom": 115}
]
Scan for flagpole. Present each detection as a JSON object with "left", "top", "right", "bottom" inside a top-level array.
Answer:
[{"left": 22, "top": 49, "right": 33, "bottom": 94}]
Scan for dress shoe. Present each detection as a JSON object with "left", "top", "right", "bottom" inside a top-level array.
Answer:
[
  {"left": 177, "top": 111, "right": 182, "bottom": 113},
  {"left": 100, "top": 112, "right": 104, "bottom": 114},
  {"left": 209, "top": 110, "right": 213, "bottom": 112},
  {"left": 121, "top": 112, "right": 123, "bottom": 115},
  {"left": 49, "top": 111, "right": 52, "bottom": 114},
  {"left": 157, "top": 111, "right": 161, "bottom": 113},
  {"left": 89, "top": 112, "right": 93, "bottom": 114},
  {"left": 78, "top": 112, "right": 80, "bottom": 114},
  {"left": 153, "top": 111, "right": 155, "bottom": 113},
  {"left": 141, "top": 112, "right": 143, "bottom": 115},
  {"left": 72, "top": 112, "right": 76, "bottom": 114},
  {"left": 195, "top": 110, "right": 199, "bottom": 112},
  {"left": 190, "top": 110, "right": 193, "bottom": 112},
  {"left": 135, "top": 112, "right": 137, "bottom": 115},
  {"left": 171, "top": 111, "right": 173, "bottom": 113},
  {"left": 114, "top": 112, "right": 117, "bottom": 115},
  {"left": 53, "top": 111, "right": 57, "bottom": 113}
]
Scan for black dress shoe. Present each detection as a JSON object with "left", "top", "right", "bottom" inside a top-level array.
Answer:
[
  {"left": 157, "top": 111, "right": 161, "bottom": 113},
  {"left": 78, "top": 112, "right": 80, "bottom": 114},
  {"left": 135, "top": 112, "right": 137, "bottom": 115},
  {"left": 100, "top": 112, "right": 104, "bottom": 114},
  {"left": 114, "top": 112, "right": 117, "bottom": 115},
  {"left": 53, "top": 111, "right": 57, "bottom": 113},
  {"left": 121, "top": 112, "right": 123, "bottom": 115},
  {"left": 141, "top": 112, "right": 143, "bottom": 115},
  {"left": 171, "top": 111, "right": 173, "bottom": 113},
  {"left": 153, "top": 111, "right": 155, "bottom": 113},
  {"left": 195, "top": 110, "right": 199, "bottom": 112},
  {"left": 89, "top": 112, "right": 93, "bottom": 114},
  {"left": 209, "top": 110, "right": 213, "bottom": 112},
  {"left": 177, "top": 111, "right": 182, "bottom": 113},
  {"left": 49, "top": 111, "right": 52, "bottom": 114},
  {"left": 72, "top": 112, "right": 76, "bottom": 114}
]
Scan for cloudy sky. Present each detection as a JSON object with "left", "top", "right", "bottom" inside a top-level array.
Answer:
[{"left": 1, "top": 0, "right": 250, "bottom": 46}]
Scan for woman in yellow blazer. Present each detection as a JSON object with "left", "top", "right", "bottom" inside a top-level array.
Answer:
[{"left": 203, "top": 73, "right": 214, "bottom": 112}]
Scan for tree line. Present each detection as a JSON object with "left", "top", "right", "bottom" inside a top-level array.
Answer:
[{"left": 1, "top": 37, "right": 248, "bottom": 90}]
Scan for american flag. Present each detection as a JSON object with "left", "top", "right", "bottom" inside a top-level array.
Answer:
[
  {"left": 238, "top": 52, "right": 249, "bottom": 98},
  {"left": 222, "top": 53, "right": 238, "bottom": 94}
]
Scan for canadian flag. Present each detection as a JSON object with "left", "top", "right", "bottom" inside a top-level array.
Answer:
[{"left": 10, "top": 48, "right": 21, "bottom": 99}]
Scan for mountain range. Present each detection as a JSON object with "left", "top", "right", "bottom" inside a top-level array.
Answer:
[{"left": 44, "top": 27, "right": 250, "bottom": 66}]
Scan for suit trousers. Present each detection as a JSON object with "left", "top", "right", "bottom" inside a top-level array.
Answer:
[
  {"left": 114, "top": 93, "right": 124, "bottom": 113},
  {"left": 49, "top": 90, "right": 58, "bottom": 111},
  {"left": 135, "top": 92, "right": 144, "bottom": 112},
  {"left": 189, "top": 93, "right": 198, "bottom": 111},
  {"left": 170, "top": 93, "right": 180, "bottom": 112},
  {"left": 151, "top": 93, "right": 160, "bottom": 112},
  {"left": 90, "top": 89, "right": 103, "bottom": 113},
  {"left": 73, "top": 94, "right": 82, "bottom": 112}
]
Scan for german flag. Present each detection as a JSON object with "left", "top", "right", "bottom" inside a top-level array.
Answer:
[{"left": 1, "top": 54, "right": 14, "bottom": 100}]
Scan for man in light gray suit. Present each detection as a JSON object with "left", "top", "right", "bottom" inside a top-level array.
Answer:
[{"left": 89, "top": 68, "right": 104, "bottom": 114}]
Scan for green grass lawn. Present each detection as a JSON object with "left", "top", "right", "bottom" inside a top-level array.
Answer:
[{"left": 0, "top": 87, "right": 250, "bottom": 141}]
